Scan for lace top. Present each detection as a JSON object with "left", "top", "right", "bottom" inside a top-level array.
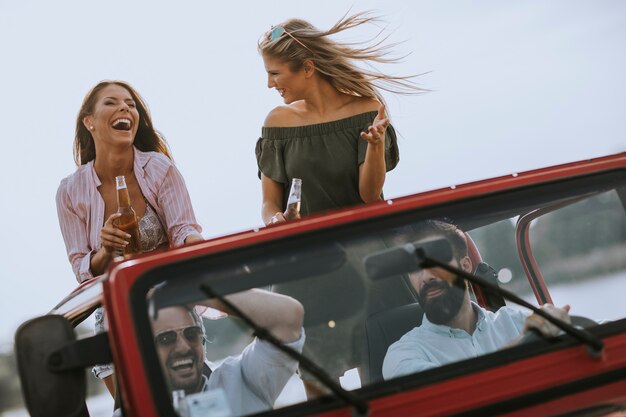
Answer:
[{"left": 139, "top": 203, "right": 168, "bottom": 252}]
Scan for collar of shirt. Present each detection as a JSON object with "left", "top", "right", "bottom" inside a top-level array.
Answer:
[
  {"left": 201, "top": 374, "right": 210, "bottom": 392},
  {"left": 87, "top": 146, "right": 152, "bottom": 187},
  {"left": 420, "top": 302, "right": 487, "bottom": 338}
]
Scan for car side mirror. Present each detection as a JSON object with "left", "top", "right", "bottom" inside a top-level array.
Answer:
[{"left": 15, "top": 315, "right": 87, "bottom": 417}]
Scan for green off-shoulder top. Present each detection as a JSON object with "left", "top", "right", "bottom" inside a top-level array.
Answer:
[{"left": 255, "top": 111, "right": 399, "bottom": 216}]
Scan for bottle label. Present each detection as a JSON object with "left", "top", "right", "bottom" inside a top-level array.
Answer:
[
  {"left": 286, "top": 192, "right": 299, "bottom": 206},
  {"left": 286, "top": 180, "right": 301, "bottom": 206},
  {"left": 113, "top": 175, "right": 142, "bottom": 256},
  {"left": 186, "top": 388, "right": 232, "bottom": 417},
  {"left": 285, "top": 178, "right": 302, "bottom": 220}
]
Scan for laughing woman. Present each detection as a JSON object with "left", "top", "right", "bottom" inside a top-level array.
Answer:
[
  {"left": 256, "top": 12, "right": 423, "bottom": 225},
  {"left": 56, "top": 80, "right": 203, "bottom": 396}
]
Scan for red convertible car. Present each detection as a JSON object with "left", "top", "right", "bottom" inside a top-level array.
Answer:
[{"left": 15, "top": 152, "right": 626, "bottom": 417}]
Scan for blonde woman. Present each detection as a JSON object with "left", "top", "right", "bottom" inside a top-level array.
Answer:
[
  {"left": 256, "top": 12, "right": 422, "bottom": 225},
  {"left": 256, "top": 13, "right": 423, "bottom": 397}
]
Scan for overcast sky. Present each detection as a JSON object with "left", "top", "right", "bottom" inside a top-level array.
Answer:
[{"left": 1, "top": 1, "right": 625, "bottom": 347}]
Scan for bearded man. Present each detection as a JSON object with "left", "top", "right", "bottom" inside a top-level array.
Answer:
[{"left": 382, "top": 220, "right": 570, "bottom": 379}]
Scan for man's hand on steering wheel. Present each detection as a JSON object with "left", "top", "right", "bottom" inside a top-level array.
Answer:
[{"left": 523, "top": 303, "right": 571, "bottom": 338}]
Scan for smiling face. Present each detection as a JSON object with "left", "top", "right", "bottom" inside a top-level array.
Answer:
[
  {"left": 263, "top": 54, "right": 308, "bottom": 104},
  {"left": 152, "top": 306, "right": 205, "bottom": 394},
  {"left": 83, "top": 84, "right": 140, "bottom": 149}
]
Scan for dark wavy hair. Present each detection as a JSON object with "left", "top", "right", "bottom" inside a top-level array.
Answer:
[
  {"left": 73, "top": 80, "right": 172, "bottom": 166},
  {"left": 413, "top": 219, "right": 468, "bottom": 261}
]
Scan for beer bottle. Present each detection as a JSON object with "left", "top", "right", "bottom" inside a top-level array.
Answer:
[
  {"left": 172, "top": 390, "right": 190, "bottom": 417},
  {"left": 284, "top": 178, "right": 302, "bottom": 221},
  {"left": 114, "top": 175, "right": 142, "bottom": 257}
]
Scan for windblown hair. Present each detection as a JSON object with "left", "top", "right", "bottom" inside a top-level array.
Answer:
[
  {"left": 258, "top": 12, "right": 425, "bottom": 105},
  {"left": 73, "top": 80, "right": 172, "bottom": 166}
]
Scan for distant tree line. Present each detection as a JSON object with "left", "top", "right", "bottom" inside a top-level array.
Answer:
[{"left": 470, "top": 190, "right": 626, "bottom": 292}]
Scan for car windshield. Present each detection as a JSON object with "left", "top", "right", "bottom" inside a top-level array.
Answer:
[{"left": 140, "top": 176, "right": 626, "bottom": 416}]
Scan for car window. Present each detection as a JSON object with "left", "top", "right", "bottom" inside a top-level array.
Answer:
[
  {"left": 138, "top": 178, "right": 626, "bottom": 416},
  {"left": 143, "top": 229, "right": 420, "bottom": 414},
  {"left": 468, "top": 218, "right": 534, "bottom": 307},
  {"left": 529, "top": 190, "right": 626, "bottom": 321}
]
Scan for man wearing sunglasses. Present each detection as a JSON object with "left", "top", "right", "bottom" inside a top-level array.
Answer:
[{"left": 151, "top": 289, "right": 305, "bottom": 415}]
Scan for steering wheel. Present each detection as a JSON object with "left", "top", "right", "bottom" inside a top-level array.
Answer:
[{"left": 517, "top": 314, "right": 598, "bottom": 345}]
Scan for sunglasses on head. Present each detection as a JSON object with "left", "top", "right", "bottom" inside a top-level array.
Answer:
[
  {"left": 269, "top": 26, "right": 314, "bottom": 54},
  {"left": 154, "top": 326, "right": 203, "bottom": 347}
]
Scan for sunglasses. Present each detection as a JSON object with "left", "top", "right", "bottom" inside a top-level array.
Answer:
[
  {"left": 154, "top": 326, "right": 203, "bottom": 347},
  {"left": 269, "top": 26, "right": 314, "bottom": 55}
]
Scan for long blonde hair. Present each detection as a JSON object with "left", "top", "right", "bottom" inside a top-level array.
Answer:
[{"left": 258, "top": 12, "right": 425, "bottom": 105}]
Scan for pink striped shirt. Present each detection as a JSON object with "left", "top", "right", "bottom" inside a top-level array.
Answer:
[{"left": 56, "top": 147, "right": 202, "bottom": 283}]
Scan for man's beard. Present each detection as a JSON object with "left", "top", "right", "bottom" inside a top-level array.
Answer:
[{"left": 417, "top": 275, "right": 466, "bottom": 325}]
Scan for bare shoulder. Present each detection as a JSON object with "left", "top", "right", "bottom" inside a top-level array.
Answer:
[
  {"left": 346, "top": 96, "right": 381, "bottom": 115},
  {"left": 359, "top": 97, "right": 382, "bottom": 113},
  {"left": 263, "top": 105, "right": 303, "bottom": 127}
]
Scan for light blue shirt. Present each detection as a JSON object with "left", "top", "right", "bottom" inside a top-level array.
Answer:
[
  {"left": 383, "top": 303, "right": 527, "bottom": 379},
  {"left": 202, "top": 329, "right": 305, "bottom": 416}
]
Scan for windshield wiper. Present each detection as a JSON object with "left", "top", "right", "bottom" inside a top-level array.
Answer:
[
  {"left": 366, "top": 238, "right": 604, "bottom": 357},
  {"left": 200, "top": 284, "right": 369, "bottom": 417}
]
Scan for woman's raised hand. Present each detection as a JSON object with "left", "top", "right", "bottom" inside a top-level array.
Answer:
[
  {"left": 360, "top": 104, "right": 389, "bottom": 145},
  {"left": 100, "top": 213, "right": 130, "bottom": 255}
]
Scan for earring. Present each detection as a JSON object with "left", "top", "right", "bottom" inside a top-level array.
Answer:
[{"left": 89, "top": 126, "right": 94, "bottom": 131}]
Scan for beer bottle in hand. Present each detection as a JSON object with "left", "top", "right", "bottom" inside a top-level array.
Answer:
[
  {"left": 114, "top": 175, "right": 142, "bottom": 257},
  {"left": 284, "top": 178, "right": 302, "bottom": 220},
  {"left": 172, "top": 390, "right": 190, "bottom": 417}
]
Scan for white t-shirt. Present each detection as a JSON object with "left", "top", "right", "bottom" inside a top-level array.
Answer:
[{"left": 202, "top": 329, "right": 305, "bottom": 416}]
